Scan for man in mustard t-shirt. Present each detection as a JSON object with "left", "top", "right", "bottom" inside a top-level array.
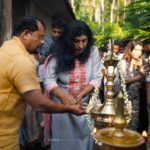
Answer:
[{"left": 0, "top": 16, "right": 85, "bottom": 150}]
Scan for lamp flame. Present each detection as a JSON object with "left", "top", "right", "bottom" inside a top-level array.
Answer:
[
  {"left": 93, "top": 128, "right": 97, "bottom": 134},
  {"left": 142, "top": 130, "right": 147, "bottom": 140},
  {"left": 108, "top": 116, "right": 113, "bottom": 123}
]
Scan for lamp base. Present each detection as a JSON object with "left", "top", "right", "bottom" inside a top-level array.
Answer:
[{"left": 94, "top": 128, "right": 145, "bottom": 149}]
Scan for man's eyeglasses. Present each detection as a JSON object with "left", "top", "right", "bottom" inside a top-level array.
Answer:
[{"left": 30, "top": 32, "right": 45, "bottom": 41}]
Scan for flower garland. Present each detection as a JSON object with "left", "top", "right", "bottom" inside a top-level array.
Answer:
[
  {"left": 85, "top": 52, "right": 107, "bottom": 146},
  {"left": 86, "top": 51, "right": 132, "bottom": 146},
  {"left": 117, "top": 61, "right": 132, "bottom": 121},
  {"left": 86, "top": 114, "right": 102, "bottom": 146},
  {"left": 86, "top": 54, "right": 104, "bottom": 114}
]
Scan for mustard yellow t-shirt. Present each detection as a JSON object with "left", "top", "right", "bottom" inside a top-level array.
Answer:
[{"left": 0, "top": 37, "right": 40, "bottom": 150}]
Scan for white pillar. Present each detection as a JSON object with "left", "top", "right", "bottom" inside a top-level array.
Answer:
[{"left": 2, "top": 0, "right": 12, "bottom": 41}]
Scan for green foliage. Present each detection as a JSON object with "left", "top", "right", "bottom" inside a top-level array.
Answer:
[
  {"left": 125, "top": 0, "right": 150, "bottom": 30},
  {"left": 94, "top": 22, "right": 130, "bottom": 46},
  {"left": 123, "top": 0, "right": 150, "bottom": 42},
  {"left": 69, "top": 0, "right": 150, "bottom": 47},
  {"left": 94, "top": 21, "right": 150, "bottom": 46},
  {"left": 130, "top": 29, "right": 150, "bottom": 41}
]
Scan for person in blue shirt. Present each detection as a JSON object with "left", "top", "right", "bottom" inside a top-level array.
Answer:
[{"left": 40, "top": 19, "right": 67, "bottom": 63}]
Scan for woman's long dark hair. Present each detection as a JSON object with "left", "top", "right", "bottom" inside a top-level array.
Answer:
[{"left": 51, "top": 20, "right": 94, "bottom": 74}]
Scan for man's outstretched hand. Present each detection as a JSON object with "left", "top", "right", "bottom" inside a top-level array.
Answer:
[{"left": 68, "top": 104, "right": 86, "bottom": 116}]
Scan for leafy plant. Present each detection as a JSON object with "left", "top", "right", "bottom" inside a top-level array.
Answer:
[{"left": 69, "top": 0, "right": 150, "bottom": 47}]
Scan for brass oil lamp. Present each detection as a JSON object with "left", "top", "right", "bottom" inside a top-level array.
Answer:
[
  {"left": 95, "top": 70, "right": 116, "bottom": 128},
  {"left": 92, "top": 53, "right": 119, "bottom": 128}
]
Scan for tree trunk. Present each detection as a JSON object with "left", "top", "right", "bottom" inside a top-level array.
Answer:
[
  {"left": 92, "top": 0, "right": 96, "bottom": 21},
  {"left": 1, "top": 0, "right": 12, "bottom": 42},
  {"left": 98, "top": 0, "right": 101, "bottom": 26},
  {"left": 123, "top": 0, "right": 127, "bottom": 19},
  {"left": 116, "top": 0, "right": 119, "bottom": 23},
  {"left": 100, "top": 0, "right": 104, "bottom": 32},
  {"left": 110, "top": 0, "right": 115, "bottom": 23},
  {"left": 70, "top": 0, "right": 75, "bottom": 12}
]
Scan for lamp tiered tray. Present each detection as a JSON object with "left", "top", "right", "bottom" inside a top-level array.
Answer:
[{"left": 87, "top": 52, "right": 145, "bottom": 149}]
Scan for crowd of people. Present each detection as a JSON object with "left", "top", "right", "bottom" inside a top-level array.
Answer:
[{"left": 0, "top": 15, "right": 150, "bottom": 150}]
